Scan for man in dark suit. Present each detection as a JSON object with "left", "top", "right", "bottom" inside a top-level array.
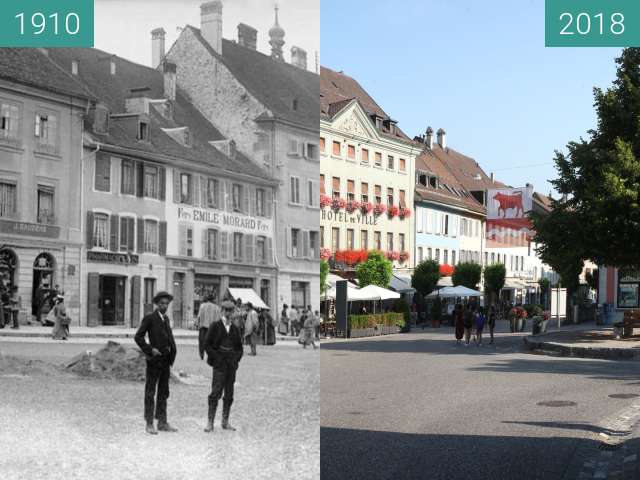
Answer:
[
  {"left": 134, "top": 291, "right": 178, "bottom": 435},
  {"left": 203, "top": 300, "right": 243, "bottom": 433}
]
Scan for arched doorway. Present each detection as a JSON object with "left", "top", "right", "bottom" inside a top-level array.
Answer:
[{"left": 32, "top": 252, "right": 56, "bottom": 320}]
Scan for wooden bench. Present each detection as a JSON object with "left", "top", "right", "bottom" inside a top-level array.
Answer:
[{"left": 614, "top": 310, "right": 640, "bottom": 339}]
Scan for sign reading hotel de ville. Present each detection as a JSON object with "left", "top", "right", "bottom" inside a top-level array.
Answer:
[
  {"left": 321, "top": 209, "right": 378, "bottom": 226},
  {"left": 177, "top": 207, "right": 273, "bottom": 236}
]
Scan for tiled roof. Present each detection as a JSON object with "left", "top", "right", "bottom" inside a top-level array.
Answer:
[
  {"left": 187, "top": 26, "right": 319, "bottom": 131},
  {"left": 430, "top": 143, "right": 506, "bottom": 192},
  {"left": 320, "top": 66, "right": 412, "bottom": 143},
  {"left": 0, "top": 48, "right": 92, "bottom": 100},
  {"left": 533, "top": 191, "right": 554, "bottom": 211},
  {"left": 46, "top": 47, "right": 274, "bottom": 181},
  {"left": 414, "top": 147, "right": 485, "bottom": 215}
]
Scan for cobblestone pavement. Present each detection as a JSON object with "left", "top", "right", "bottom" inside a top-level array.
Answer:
[{"left": 0, "top": 341, "right": 319, "bottom": 480}]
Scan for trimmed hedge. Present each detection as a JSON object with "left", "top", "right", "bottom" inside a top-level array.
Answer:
[{"left": 349, "top": 313, "right": 405, "bottom": 329}]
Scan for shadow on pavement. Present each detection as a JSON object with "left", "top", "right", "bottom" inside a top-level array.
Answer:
[
  {"left": 502, "top": 420, "right": 629, "bottom": 436},
  {"left": 320, "top": 426, "right": 626, "bottom": 480}
]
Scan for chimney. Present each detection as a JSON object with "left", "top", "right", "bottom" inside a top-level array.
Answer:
[
  {"left": 436, "top": 128, "right": 446, "bottom": 149},
  {"left": 425, "top": 126, "right": 434, "bottom": 149},
  {"left": 237, "top": 23, "right": 257, "bottom": 50},
  {"left": 290, "top": 46, "right": 307, "bottom": 70},
  {"left": 163, "top": 61, "right": 177, "bottom": 101},
  {"left": 490, "top": 172, "right": 495, "bottom": 182},
  {"left": 201, "top": 1, "right": 223, "bottom": 54},
  {"left": 151, "top": 28, "right": 166, "bottom": 68}
]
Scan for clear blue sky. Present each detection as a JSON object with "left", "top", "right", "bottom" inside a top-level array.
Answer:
[{"left": 320, "top": 0, "right": 621, "bottom": 196}]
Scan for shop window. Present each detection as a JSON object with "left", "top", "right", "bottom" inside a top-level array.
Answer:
[{"left": 618, "top": 268, "right": 640, "bottom": 308}]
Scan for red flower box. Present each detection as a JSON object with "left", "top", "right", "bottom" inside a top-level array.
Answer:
[
  {"left": 320, "top": 247, "right": 332, "bottom": 260},
  {"left": 387, "top": 205, "right": 400, "bottom": 218},
  {"left": 346, "top": 200, "right": 361, "bottom": 213},
  {"left": 332, "top": 197, "right": 347, "bottom": 211},
  {"left": 399, "top": 207, "right": 412, "bottom": 219},
  {"left": 399, "top": 251, "right": 410, "bottom": 263},
  {"left": 373, "top": 203, "right": 387, "bottom": 216},
  {"left": 334, "top": 249, "right": 369, "bottom": 266},
  {"left": 360, "top": 201, "right": 374, "bottom": 214},
  {"left": 385, "top": 251, "right": 400, "bottom": 261},
  {"left": 439, "top": 264, "right": 454, "bottom": 276},
  {"left": 320, "top": 194, "right": 332, "bottom": 208}
]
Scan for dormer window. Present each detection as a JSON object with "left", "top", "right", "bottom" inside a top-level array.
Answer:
[
  {"left": 418, "top": 174, "right": 427, "bottom": 187},
  {"left": 183, "top": 129, "right": 191, "bottom": 146},
  {"left": 138, "top": 121, "right": 148, "bottom": 141},
  {"left": 429, "top": 176, "right": 438, "bottom": 189}
]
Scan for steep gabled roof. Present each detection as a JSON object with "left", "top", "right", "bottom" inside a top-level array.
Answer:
[
  {"left": 414, "top": 147, "right": 485, "bottom": 215},
  {"left": 46, "top": 47, "right": 275, "bottom": 181},
  {"left": 0, "top": 48, "right": 93, "bottom": 100},
  {"left": 430, "top": 143, "right": 506, "bottom": 192},
  {"left": 187, "top": 26, "right": 319, "bottom": 130},
  {"left": 320, "top": 66, "right": 411, "bottom": 143}
]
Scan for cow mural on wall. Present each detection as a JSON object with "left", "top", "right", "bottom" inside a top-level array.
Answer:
[{"left": 486, "top": 186, "right": 534, "bottom": 248}]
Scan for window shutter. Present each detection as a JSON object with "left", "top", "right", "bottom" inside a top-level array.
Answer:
[
  {"left": 130, "top": 276, "right": 141, "bottom": 328},
  {"left": 136, "top": 161, "right": 144, "bottom": 197},
  {"left": 159, "top": 167, "right": 166, "bottom": 201},
  {"left": 86, "top": 211, "right": 94, "bottom": 248},
  {"left": 202, "top": 229, "right": 208, "bottom": 259},
  {"left": 87, "top": 272, "right": 100, "bottom": 327},
  {"left": 173, "top": 170, "right": 181, "bottom": 203},
  {"left": 303, "top": 230, "right": 310, "bottom": 258},
  {"left": 159, "top": 221, "right": 167, "bottom": 256},
  {"left": 265, "top": 188, "right": 272, "bottom": 217},
  {"left": 220, "top": 232, "right": 229, "bottom": 260},
  {"left": 193, "top": 175, "right": 201, "bottom": 207},
  {"left": 243, "top": 185, "right": 250, "bottom": 214},
  {"left": 287, "top": 228, "right": 292, "bottom": 257},
  {"left": 95, "top": 154, "right": 111, "bottom": 191},
  {"left": 225, "top": 181, "right": 233, "bottom": 211},
  {"left": 217, "top": 180, "right": 223, "bottom": 210},
  {"left": 127, "top": 217, "right": 135, "bottom": 251},
  {"left": 245, "top": 234, "right": 254, "bottom": 263},
  {"left": 200, "top": 176, "right": 207, "bottom": 207},
  {"left": 249, "top": 187, "right": 256, "bottom": 216},
  {"left": 109, "top": 214, "right": 119, "bottom": 252},
  {"left": 178, "top": 223, "right": 187, "bottom": 256},
  {"left": 137, "top": 218, "right": 144, "bottom": 253},
  {"left": 265, "top": 237, "right": 273, "bottom": 265}
]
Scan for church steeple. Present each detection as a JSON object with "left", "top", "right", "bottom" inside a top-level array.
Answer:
[{"left": 269, "top": 4, "right": 285, "bottom": 61}]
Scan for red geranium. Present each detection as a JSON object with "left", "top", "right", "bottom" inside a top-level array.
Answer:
[
  {"left": 320, "top": 247, "right": 332, "bottom": 260},
  {"left": 346, "top": 200, "right": 361, "bottom": 213},
  {"left": 388, "top": 205, "right": 400, "bottom": 218},
  {"left": 320, "top": 194, "right": 332, "bottom": 208},
  {"left": 399, "top": 251, "right": 410, "bottom": 263},
  {"left": 385, "top": 251, "right": 400, "bottom": 261},
  {"left": 373, "top": 203, "right": 387, "bottom": 216},
  {"left": 399, "top": 207, "right": 412, "bottom": 219},
  {"left": 332, "top": 197, "right": 347, "bottom": 211},
  {"left": 439, "top": 264, "right": 454, "bottom": 276}
]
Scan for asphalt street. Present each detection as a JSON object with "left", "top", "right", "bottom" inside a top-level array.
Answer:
[{"left": 321, "top": 324, "right": 640, "bottom": 480}]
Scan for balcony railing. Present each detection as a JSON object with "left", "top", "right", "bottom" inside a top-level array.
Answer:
[{"left": 37, "top": 212, "right": 56, "bottom": 225}]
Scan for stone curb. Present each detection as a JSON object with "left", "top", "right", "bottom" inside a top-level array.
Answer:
[{"left": 523, "top": 336, "right": 640, "bottom": 360}]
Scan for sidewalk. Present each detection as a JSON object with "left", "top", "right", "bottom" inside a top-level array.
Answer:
[
  {"left": 523, "top": 324, "right": 640, "bottom": 360},
  {"left": 0, "top": 324, "right": 296, "bottom": 343}
]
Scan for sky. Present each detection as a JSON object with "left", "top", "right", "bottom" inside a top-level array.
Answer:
[
  {"left": 94, "top": 0, "right": 320, "bottom": 72},
  {"left": 321, "top": 0, "right": 622, "bottom": 196}
]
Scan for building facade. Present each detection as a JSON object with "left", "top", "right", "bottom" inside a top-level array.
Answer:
[
  {"left": 0, "top": 48, "right": 91, "bottom": 324},
  {"left": 164, "top": 1, "right": 320, "bottom": 311},
  {"left": 320, "top": 67, "right": 418, "bottom": 275}
]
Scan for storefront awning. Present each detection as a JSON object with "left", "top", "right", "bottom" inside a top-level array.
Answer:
[{"left": 227, "top": 288, "right": 270, "bottom": 310}]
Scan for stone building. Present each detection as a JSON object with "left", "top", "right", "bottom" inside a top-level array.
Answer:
[
  {"left": 320, "top": 66, "right": 418, "bottom": 276},
  {"left": 48, "top": 44, "right": 278, "bottom": 327},
  {"left": 0, "top": 48, "right": 91, "bottom": 324},
  {"left": 163, "top": 1, "right": 320, "bottom": 311}
]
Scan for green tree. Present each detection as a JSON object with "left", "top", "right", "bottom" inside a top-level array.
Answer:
[
  {"left": 356, "top": 251, "right": 392, "bottom": 288},
  {"left": 483, "top": 263, "right": 506, "bottom": 305},
  {"left": 320, "top": 260, "right": 329, "bottom": 294},
  {"left": 452, "top": 262, "right": 482, "bottom": 289},
  {"left": 533, "top": 48, "right": 640, "bottom": 268},
  {"left": 411, "top": 259, "right": 441, "bottom": 296}
]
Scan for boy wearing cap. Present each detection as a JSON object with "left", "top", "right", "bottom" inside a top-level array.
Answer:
[
  {"left": 203, "top": 300, "right": 243, "bottom": 433},
  {"left": 134, "top": 291, "right": 178, "bottom": 435}
]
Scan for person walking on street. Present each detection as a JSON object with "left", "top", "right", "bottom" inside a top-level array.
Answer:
[
  {"left": 134, "top": 291, "right": 178, "bottom": 435},
  {"left": 475, "top": 307, "right": 486, "bottom": 346},
  {"left": 197, "top": 294, "right": 221, "bottom": 360},
  {"left": 463, "top": 305, "right": 474, "bottom": 346},
  {"left": 264, "top": 308, "right": 276, "bottom": 345},
  {"left": 279, "top": 304, "right": 289, "bottom": 335},
  {"left": 289, "top": 305, "right": 299, "bottom": 337},
  {"left": 488, "top": 305, "right": 497, "bottom": 344},
  {"left": 301, "top": 309, "right": 318, "bottom": 350},
  {"left": 9, "top": 286, "right": 21, "bottom": 329},
  {"left": 51, "top": 295, "right": 68, "bottom": 340},
  {"left": 204, "top": 300, "right": 243, "bottom": 433},
  {"left": 454, "top": 304, "right": 464, "bottom": 345},
  {"left": 244, "top": 303, "right": 259, "bottom": 356},
  {"left": 232, "top": 298, "right": 245, "bottom": 338},
  {"left": 314, "top": 310, "right": 321, "bottom": 340}
]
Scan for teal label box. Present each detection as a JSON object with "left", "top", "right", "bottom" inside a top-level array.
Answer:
[
  {"left": 546, "top": 0, "right": 640, "bottom": 47},
  {"left": 0, "top": 0, "right": 94, "bottom": 47}
]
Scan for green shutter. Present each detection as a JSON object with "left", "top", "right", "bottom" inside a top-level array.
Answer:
[
  {"left": 87, "top": 272, "right": 100, "bottom": 327},
  {"left": 109, "top": 214, "right": 119, "bottom": 251},
  {"left": 86, "top": 211, "right": 94, "bottom": 248},
  {"left": 159, "top": 221, "right": 167, "bottom": 256}
]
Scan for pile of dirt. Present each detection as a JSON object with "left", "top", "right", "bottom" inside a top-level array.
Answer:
[
  {"left": 0, "top": 354, "right": 63, "bottom": 377},
  {"left": 67, "top": 341, "right": 148, "bottom": 381}
]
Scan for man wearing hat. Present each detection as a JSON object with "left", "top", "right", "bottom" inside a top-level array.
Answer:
[
  {"left": 203, "top": 300, "right": 243, "bottom": 433},
  {"left": 134, "top": 291, "right": 178, "bottom": 435},
  {"left": 197, "top": 293, "right": 221, "bottom": 360}
]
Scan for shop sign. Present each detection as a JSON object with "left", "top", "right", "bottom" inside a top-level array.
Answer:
[
  {"left": 0, "top": 219, "right": 60, "bottom": 238},
  {"left": 321, "top": 209, "right": 378, "bottom": 226},
  {"left": 177, "top": 207, "right": 272, "bottom": 235},
  {"left": 87, "top": 251, "right": 139, "bottom": 265}
]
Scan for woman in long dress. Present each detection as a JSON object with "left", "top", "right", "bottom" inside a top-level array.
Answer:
[
  {"left": 51, "top": 296, "right": 67, "bottom": 340},
  {"left": 278, "top": 305, "right": 289, "bottom": 335},
  {"left": 301, "top": 310, "right": 317, "bottom": 350},
  {"left": 264, "top": 310, "right": 276, "bottom": 345},
  {"left": 454, "top": 304, "right": 464, "bottom": 344}
]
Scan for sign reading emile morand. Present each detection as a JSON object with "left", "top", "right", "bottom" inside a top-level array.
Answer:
[
  {"left": 321, "top": 209, "right": 378, "bottom": 226},
  {"left": 178, "top": 207, "right": 272, "bottom": 235}
]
